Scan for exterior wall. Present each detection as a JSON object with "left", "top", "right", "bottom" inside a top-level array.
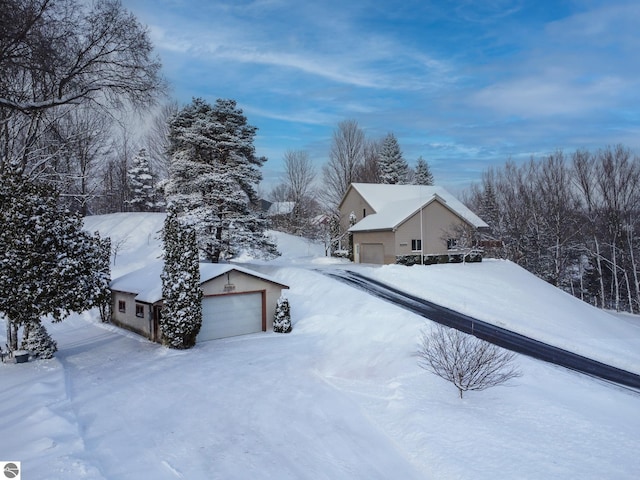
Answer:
[
  {"left": 200, "top": 271, "right": 287, "bottom": 331},
  {"left": 352, "top": 200, "right": 471, "bottom": 264},
  {"left": 111, "top": 270, "right": 288, "bottom": 341},
  {"left": 338, "top": 187, "right": 376, "bottom": 233},
  {"left": 111, "top": 291, "right": 154, "bottom": 338},
  {"left": 353, "top": 231, "right": 396, "bottom": 264},
  {"left": 395, "top": 201, "right": 467, "bottom": 256}
]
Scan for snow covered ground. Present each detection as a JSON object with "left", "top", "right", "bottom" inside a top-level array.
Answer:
[{"left": 2, "top": 213, "right": 639, "bottom": 479}]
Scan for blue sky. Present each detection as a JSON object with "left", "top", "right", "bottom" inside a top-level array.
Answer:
[{"left": 124, "top": 0, "right": 640, "bottom": 193}]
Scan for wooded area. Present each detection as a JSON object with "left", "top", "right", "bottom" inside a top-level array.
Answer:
[{"left": 466, "top": 145, "right": 640, "bottom": 314}]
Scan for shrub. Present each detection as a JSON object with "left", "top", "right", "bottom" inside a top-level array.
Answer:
[
  {"left": 21, "top": 321, "right": 57, "bottom": 359},
  {"left": 273, "top": 296, "right": 292, "bottom": 333},
  {"left": 418, "top": 324, "right": 521, "bottom": 398}
]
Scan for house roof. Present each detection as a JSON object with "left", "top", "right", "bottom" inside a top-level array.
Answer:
[
  {"left": 109, "top": 261, "right": 288, "bottom": 304},
  {"left": 345, "top": 183, "right": 488, "bottom": 232}
]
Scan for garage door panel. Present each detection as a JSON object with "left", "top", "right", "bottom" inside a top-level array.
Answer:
[
  {"left": 361, "top": 243, "right": 384, "bottom": 264},
  {"left": 198, "top": 292, "right": 263, "bottom": 341}
]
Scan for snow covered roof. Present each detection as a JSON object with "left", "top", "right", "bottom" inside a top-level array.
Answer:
[
  {"left": 267, "top": 202, "right": 295, "bottom": 216},
  {"left": 109, "top": 261, "right": 287, "bottom": 304},
  {"left": 346, "top": 183, "right": 488, "bottom": 232}
]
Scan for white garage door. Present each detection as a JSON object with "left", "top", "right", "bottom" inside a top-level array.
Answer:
[{"left": 198, "top": 292, "right": 263, "bottom": 341}]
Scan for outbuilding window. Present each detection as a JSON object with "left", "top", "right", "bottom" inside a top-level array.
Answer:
[
  {"left": 118, "top": 300, "right": 126, "bottom": 313},
  {"left": 411, "top": 239, "right": 422, "bottom": 251},
  {"left": 135, "top": 304, "right": 145, "bottom": 318}
]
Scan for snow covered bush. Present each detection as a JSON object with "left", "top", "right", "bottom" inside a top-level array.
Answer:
[
  {"left": 21, "top": 321, "right": 57, "bottom": 359},
  {"left": 273, "top": 296, "right": 292, "bottom": 333},
  {"left": 160, "top": 206, "right": 202, "bottom": 349},
  {"left": 418, "top": 324, "right": 521, "bottom": 398}
]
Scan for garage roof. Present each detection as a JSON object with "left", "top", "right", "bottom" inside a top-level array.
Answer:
[{"left": 110, "top": 261, "right": 288, "bottom": 304}]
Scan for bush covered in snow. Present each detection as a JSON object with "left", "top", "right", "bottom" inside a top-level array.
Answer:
[
  {"left": 273, "top": 296, "right": 292, "bottom": 333},
  {"left": 21, "top": 321, "right": 57, "bottom": 359}
]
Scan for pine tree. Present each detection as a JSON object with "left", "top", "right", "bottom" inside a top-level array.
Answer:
[
  {"left": 160, "top": 205, "right": 202, "bottom": 349},
  {"left": 126, "top": 148, "right": 161, "bottom": 212},
  {"left": 21, "top": 321, "right": 57, "bottom": 359},
  {"left": 165, "top": 98, "right": 279, "bottom": 262},
  {"left": 273, "top": 296, "right": 292, "bottom": 333},
  {"left": 378, "top": 133, "right": 409, "bottom": 184},
  {"left": 0, "top": 171, "right": 111, "bottom": 351},
  {"left": 414, "top": 156, "right": 435, "bottom": 185}
]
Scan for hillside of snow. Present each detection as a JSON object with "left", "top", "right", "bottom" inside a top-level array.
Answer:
[{"left": 1, "top": 212, "right": 639, "bottom": 479}]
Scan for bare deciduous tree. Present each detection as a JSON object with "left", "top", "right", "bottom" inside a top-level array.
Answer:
[
  {"left": 0, "top": 0, "right": 163, "bottom": 114},
  {"left": 283, "top": 150, "right": 315, "bottom": 205},
  {"left": 322, "top": 119, "right": 365, "bottom": 207},
  {"left": 0, "top": 0, "right": 163, "bottom": 174},
  {"left": 357, "top": 138, "right": 381, "bottom": 183},
  {"left": 143, "top": 100, "right": 179, "bottom": 179},
  {"left": 418, "top": 324, "right": 521, "bottom": 398}
]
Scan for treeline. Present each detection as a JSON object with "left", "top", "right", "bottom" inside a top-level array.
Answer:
[{"left": 466, "top": 145, "right": 640, "bottom": 313}]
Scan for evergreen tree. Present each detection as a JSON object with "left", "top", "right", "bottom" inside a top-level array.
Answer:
[
  {"left": 21, "top": 320, "right": 58, "bottom": 359},
  {"left": 165, "top": 98, "right": 278, "bottom": 262},
  {"left": 126, "top": 148, "right": 161, "bottom": 212},
  {"left": 160, "top": 205, "right": 202, "bottom": 349},
  {"left": 95, "top": 234, "right": 112, "bottom": 323},
  {"left": 273, "top": 296, "right": 292, "bottom": 333},
  {"left": 414, "top": 156, "right": 435, "bottom": 185},
  {"left": 378, "top": 133, "right": 409, "bottom": 184},
  {"left": 0, "top": 171, "right": 111, "bottom": 351}
]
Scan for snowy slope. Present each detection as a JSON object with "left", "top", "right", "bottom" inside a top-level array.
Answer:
[{"left": 1, "top": 212, "right": 639, "bottom": 479}]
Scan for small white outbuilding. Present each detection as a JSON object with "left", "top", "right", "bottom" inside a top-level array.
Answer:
[{"left": 109, "top": 262, "right": 289, "bottom": 343}]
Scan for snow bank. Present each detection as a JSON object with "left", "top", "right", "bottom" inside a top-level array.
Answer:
[{"left": 1, "top": 213, "right": 639, "bottom": 479}]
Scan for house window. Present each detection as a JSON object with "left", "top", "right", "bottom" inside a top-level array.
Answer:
[
  {"left": 135, "top": 304, "right": 145, "bottom": 318},
  {"left": 363, "top": 208, "right": 366, "bottom": 218},
  {"left": 411, "top": 239, "right": 422, "bottom": 251},
  {"left": 118, "top": 300, "right": 126, "bottom": 313},
  {"left": 447, "top": 238, "right": 458, "bottom": 250}
]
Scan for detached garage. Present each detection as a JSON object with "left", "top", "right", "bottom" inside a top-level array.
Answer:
[{"left": 109, "top": 261, "right": 289, "bottom": 343}]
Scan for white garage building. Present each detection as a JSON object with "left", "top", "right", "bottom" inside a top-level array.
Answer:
[{"left": 109, "top": 262, "right": 289, "bottom": 343}]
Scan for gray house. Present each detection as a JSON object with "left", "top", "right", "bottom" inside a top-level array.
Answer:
[
  {"left": 109, "top": 262, "right": 289, "bottom": 343},
  {"left": 339, "top": 183, "right": 488, "bottom": 264}
]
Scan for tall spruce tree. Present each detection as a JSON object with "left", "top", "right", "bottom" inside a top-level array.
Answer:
[
  {"left": 160, "top": 205, "right": 202, "bottom": 349},
  {"left": 165, "top": 98, "right": 278, "bottom": 262},
  {"left": 378, "top": 133, "right": 409, "bottom": 184},
  {"left": 0, "top": 171, "right": 110, "bottom": 351},
  {"left": 414, "top": 156, "right": 435, "bottom": 185}
]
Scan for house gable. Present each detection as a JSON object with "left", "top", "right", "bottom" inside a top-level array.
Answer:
[{"left": 338, "top": 184, "right": 377, "bottom": 233}]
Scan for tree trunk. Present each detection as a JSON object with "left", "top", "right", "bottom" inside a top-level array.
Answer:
[
  {"left": 7, "top": 320, "right": 19, "bottom": 351},
  {"left": 611, "top": 237, "right": 620, "bottom": 311},
  {"left": 594, "top": 237, "right": 606, "bottom": 309},
  {"left": 627, "top": 227, "right": 640, "bottom": 313}
]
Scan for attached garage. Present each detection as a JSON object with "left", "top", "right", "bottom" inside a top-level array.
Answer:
[
  {"left": 109, "top": 261, "right": 289, "bottom": 344},
  {"left": 198, "top": 292, "right": 263, "bottom": 341}
]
